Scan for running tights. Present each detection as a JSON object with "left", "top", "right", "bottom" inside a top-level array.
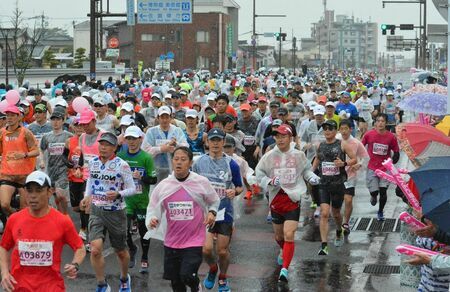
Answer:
[
  {"left": 80, "top": 211, "right": 89, "bottom": 230},
  {"left": 126, "top": 215, "right": 150, "bottom": 261},
  {"left": 379, "top": 187, "right": 387, "bottom": 213}
]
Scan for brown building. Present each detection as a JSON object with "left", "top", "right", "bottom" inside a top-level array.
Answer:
[{"left": 116, "top": 0, "right": 239, "bottom": 73}]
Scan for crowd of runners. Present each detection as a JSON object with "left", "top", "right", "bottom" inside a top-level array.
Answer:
[{"left": 0, "top": 69, "right": 437, "bottom": 291}]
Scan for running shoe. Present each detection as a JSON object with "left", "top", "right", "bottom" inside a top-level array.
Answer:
[
  {"left": 342, "top": 223, "right": 350, "bottom": 236},
  {"left": 310, "top": 202, "right": 317, "bottom": 209},
  {"left": 119, "top": 274, "right": 131, "bottom": 292},
  {"left": 85, "top": 243, "right": 91, "bottom": 253},
  {"left": 128, "top": 246, "right": 138, "bottom": 268},
  {"left": 95, "top": 283, "right": 111, "bottom": 292},
  {"left": 314, "top": 208, "right": 321, "bottom": 218},
  {"left": 334, "top": 229, "right": 344, "bottom": 247},
  {"left": 78, "top": 229, "right": 87, "bottom": 241},
  {"left": 139, "top": 260, "right": 149, "bottom": 274},
  {"left": 203, "top": 270, "right": 217, "bottom": 290},
  {"left": 278, "top": 268, "right": 288, "bottom": 283},
  {"left": 266, "top": 214, "right": 272, "bottom": 224},
  {"left": 377, "top": 211, "right": 385, "bottom": 221},
  {"left": 218, "top": 279, "right": 231, "bottom": 292},
  {"left": 277, "top": 250, "right": 283, "bottom": 266},
  {"left": 131, "top": 220, "right": 138, "bottom": 234},
  {"left": 370, "top": 195, "right": 377, "bottom": 206},
  {"left": 318, "top": 245, "right": 329, "bottom": 256},
  {"left": 244, "top": 190, "right": 252, "bottom": 200}
]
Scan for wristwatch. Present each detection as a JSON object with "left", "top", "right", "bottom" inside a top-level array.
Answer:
[{"left": 71, "top": 262, "right": 79, "bottom": 271}]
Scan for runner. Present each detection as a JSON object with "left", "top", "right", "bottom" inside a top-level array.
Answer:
[
  {"left": 338, "top": 119, "right": 369, "bottom": 236},
  {"left": 354, "top": 90, "right": 374, "bottom": 138},
  {"left": 193, "top": 128, "right": 243, "bottom": 292},
  {"left": 312, "top": 119, "right": 357, "bottom": 255},
  {"left": 39, "top": 107, "right": 73, "bottom": 214},
  {"left": 93, "top": 96, "right": 120, "bottom": 133},
  {"left": 146, "top": 146, "right": 220, "bottom": 292},
  {"left": 0, "top": 171, "right": 85, "bottom": 292},
  {"left": 0, "top": 105, "right": 39, "bottom": 219},
  {"left": 118, "top": 126, "right": 157, "bottom": 274},
  {"left": 380, "top": 91, "right": 399, "bottom": 133},
  {"left": 255, "top": 124, "right": 320, "bottom": 282},
  {"left": 183, "top": 109, "right": 207, "bottom": 156},
  {"left": 361, "top": 113, "right": 400, "bottom": 221},
  {"left": 80, "top": 132, "right": 136, "bottom": 292}
]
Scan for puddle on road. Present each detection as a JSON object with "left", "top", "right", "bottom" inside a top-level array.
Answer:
[{"left": 295, "top": 260, "right": 353, "bottom": 290}]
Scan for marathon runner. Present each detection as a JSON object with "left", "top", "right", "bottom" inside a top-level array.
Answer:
[
  {"left": 256, "top": 124, "right": 320, "bottom": 282},
  {"left": 147, "top": 146, "right": 220, "bottom": 292},
  {"left": 193, "top": 128, "right": 243, "bottom": 292},
  {"left": 0, "top": 171, "right": 86, "bottom": 292},
  {"left": 80, "top": 132, "right": 136, "bottom": 292},
  {"left": 118, "top": 126, "right": 157, "bottom": 274},
  {"left": 361, "top": 113, "right": 400, "bottom": 221}
]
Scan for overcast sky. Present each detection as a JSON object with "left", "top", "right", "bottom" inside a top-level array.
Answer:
[{"left": 1, "top": 0, "right": 447, "bottom": 55}]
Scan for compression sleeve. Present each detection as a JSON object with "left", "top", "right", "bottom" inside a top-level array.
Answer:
[{"left": 229, "top": 159, "right": 243, "bottom": 188}]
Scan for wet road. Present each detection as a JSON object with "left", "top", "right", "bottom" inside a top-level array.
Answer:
[{"left": 59, "top": 164, "right": 413, "bottom": 292}]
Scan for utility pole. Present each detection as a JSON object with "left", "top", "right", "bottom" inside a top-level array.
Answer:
[
  {"left": 252, "top": 0, "right": 256, "bottom": 71},
  {"left": 90, "top": 0, "right": 96, "bottom": 80},
  {"left": 292, "top": 36, "right": 297, "bottom": 74},
  {"left": 278, "top": 27, "right": 282, "bottom": 71}
]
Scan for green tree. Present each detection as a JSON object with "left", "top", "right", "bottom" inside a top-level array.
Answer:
[
  {"left": 73, "top": 47, "right": 87, "bottom": 68},
  {"left": 42, "top": 49, "right": 59, "bottom": 68}
]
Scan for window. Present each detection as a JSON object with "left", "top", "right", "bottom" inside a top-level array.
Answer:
[
  {"left": 196, "top": 56, "right": 209, "bottom": 68},
  {"left": 196, "top": 31, "right": 210, "bottom": 43},
  {"left": 350, "top": 40, "right": 356, "bottom": 44},
  {"left": 141, "top": 34, "right": 164, "bottom": 41}
]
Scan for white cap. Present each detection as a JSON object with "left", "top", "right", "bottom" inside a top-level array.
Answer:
[
  {"left": 396, "top": 84, "right": 402, "bottom": 90},
  {"left": 313, "top": 105, "right": 326, "bottom": 116},
  {"left": 207, "top": 92, "right": 217, "bottom": 101},
  {"left": 121, "top": 102, "right": 134, "bottom": 112},
  {"left": 164, "top": 93, "right": 172, "bottom": 99},
  {"left": 258, "top": 89, "right": 266, "bottom": 94},
  {"left": 168, "top": 87, "right": 177, "bottom": 92},
  {"left": 307, "top": 101, "right": 318, "bottom": 109},
  {"left": 124, "top": 125, "right": 144, "bottom": 138},
  {"left": 386, "top": 90, "right": 394, "bottom": 96},
  {"left": 325, "top": 101, "right": 336, "bottom": 108},
  {"left": 158, "top": 105, "right": 172, "bottom": 116},
  {"left": 25, "top": 170, "right": 52, "bottom": 187},
  {"left": 151, "top": 93, "right": 161, "bottom": 99},
  {"left": 120, "top": 115, "right": 134, "bottom": 126},
  {"left": 81, "top": 92, "right": 90, "bottom": 97},
  {"left": 55, "top": 98, "right": 68, "bottom": 108},
  {"left": 19, "top": 100, "right": 30, "bottom": 107},
  {"left": 185, "top": 109, "right": 198, "bottom": 119},
  {"left": 93, "top": 96, "right": 107, "bottom": 105}
]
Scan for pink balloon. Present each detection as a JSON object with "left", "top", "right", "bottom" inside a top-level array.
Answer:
[
  {"left": 5, "top": 90, "right": 20, "bottom": 105},
  {"left": 72, "top": 97, "right": 90, "bottom": 113},
  {"left": 0, "top": 100, "right": 9, "bottom": 113}
]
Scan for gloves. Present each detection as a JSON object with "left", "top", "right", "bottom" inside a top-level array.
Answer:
[
  {"left": 339, "top": 110, "right": 350, "bottom": 119},
  {"left": 308, "top": 175, "right": 321, "bottom": 186},
  {"left": 270, "top": 177, "right": 281, "bottom": 186}
]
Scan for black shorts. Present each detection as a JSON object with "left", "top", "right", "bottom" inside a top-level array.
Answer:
[
  {"left": 271, "top": 206, "right": 300, "bottom": 225},
  {"left": 69, "top": 181, "right": 86, "bottom": 208},
  {"left": 208, "top": 222, "right": 233, "bottom": 237},
  {"left": 318, "top": 184, "right": 345, "bottom": 208},
  {"left": 344, "top": 187, "right": 355, "bottom": 197},
  {"left": 163, "top": 246, "right": 203, "bottom": 281}
]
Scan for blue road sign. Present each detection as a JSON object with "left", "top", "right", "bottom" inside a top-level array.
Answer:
[
  {"left": 160, "top": 54, "right": 166, "bottom": 60},
  {"left": 137, "top": 0, "right": 193, "bottom": 24},
  {"left": 127, "top": 0, "right": 135, "bottom": 26},
  {"left": 167, "top": 51, "right": 175, "bottom": 59}
]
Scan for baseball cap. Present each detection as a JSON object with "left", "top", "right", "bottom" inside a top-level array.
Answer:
[
  {"left": 93, "top": 96, "right": 106, "bottom": 106},
  {"left": 396, "top": 84, "right": 402, "bottom": 90},
  {"left": 124, "top": 125, "right": 144, "bottom": 138},
  {"left": 179, "top": 90, "right": 188, "bottom": 96},
  {"left": 386, "top": 90, "right": 394, "bottom": 96},
  {"left": 98, "top": 132, "right": 118, "bottom": 146},
  {"left": 258, "top": 96, "right": 268, "bottom": 103},
  {"left": 158, "top": 105, "right": 172, "bottom": 116},
  {"left": 35, "top": 104, "right": 47, "bottom": 112},
  {"left": 307, "top": 101, "right": 318, "bottom": 109},
  {"left": 224, "top": 134, "right": 236, "bottom": 147},
  {"left": 258, "top": 89, "right": 266, "bottom": 94},
  {"left": 275, "top": 91, "right": 283, "bottom": 97},
  {"left": 240, "top": 103, "right": 251, "bottom": 111},
  {"left": 50, "top": 107, "right": 65, "bottom": 119},
  {"left": 207, "top": 128, "right": 226, "bottom": 140},
  {"left": 317, "top": 95, "right": 327, "bottom": 105},
  {"left": 19, "top": 100, "right": 30, "bottom": 107},
  {"left": 185, "top": 109, "right": 198, "bottom": 119},
  {"left": 4, "top": 105, "right": 20, "bottom": 115},
  {"left": 121, "top": 102, "right": 134, "bottom": 112},
  {"left": 325, "top": 101, "right": 336, "bottom": 108},
  {"left": 272, "top": 124, "right": 293, "bottom": 136},
  {"left": 55, "top": 98, "right": 68, "bottom": 108},
  {"left": 164, "top": 93, "right": 172, "bottom": 99},
  {"left": 272, "top": 119, "right": 283, "bottom": 126},
  {"left": 341, "top": 91, "right": 351, "bottom": 98},
  {"left": 81, "top": 92, "right": 90, "bottom": 97},
  {"left": 313, "top": 105, "right": 326, "bottom": 116},
  {"left": 323, "top": 119, "right": 338, "bottom": 129},
  {"left": 78, "top": 109, "right": 96, "bottom": 124},
  {"left": 207, "top": 92, "right": 217, "bottom": 101},
  {"left": 120, "top": 115, "right": 135, "bottom": 126},
  {"left": 270, "top": 101, "right": 281, "bottom": 108},
  {"left": 277, "top": 107, "right": 288, "bottom": 116},
  {"left": 25, "top": 171, "right": 52, "bottom": 187},
  {"left": 151, "top": 93, "right": 161, "bottom": 100}
]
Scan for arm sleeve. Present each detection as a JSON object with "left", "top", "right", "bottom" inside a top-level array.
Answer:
[
  {"left": 62, "top": 147, "right": 74, "bottom": 168},
  {"left": 229, "top": 159, "right": 243, "bottom": 188},
  {"left": 40, "top": 134, "right": 48, "bottom": 151}
]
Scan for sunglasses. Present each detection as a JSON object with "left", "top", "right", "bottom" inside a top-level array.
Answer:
[
  {"left": 322, "top": 125, "right": 336, "bottom": 131},
  {"left": 35, "top": 110, "right": 45, "bottom": 114}
]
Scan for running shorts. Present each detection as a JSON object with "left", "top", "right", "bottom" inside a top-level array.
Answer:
[
  {"left": 88, "top": 205, "right": 127, "bottom": 250},
  {"left": 318, "top": 184, "right": 345, "bottom": 208},
  {"left": 163, "top": 246, "right": 203, "bottom": 281}
]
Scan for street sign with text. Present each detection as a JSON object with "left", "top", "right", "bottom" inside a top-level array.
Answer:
[
  {"left": 127, "top": 0, "right": 135, "bottom": 26},
  {"left": 137, "top": 0, "right": 193, "bottom": 24}
]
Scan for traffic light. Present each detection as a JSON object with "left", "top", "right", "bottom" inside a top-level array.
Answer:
[
  {"left": 274, "top": 32, "right": 280, "bottom": 41},
  {"left": 381, "top": 24, "right": 395, "bottom": 35},
  {"left": 281, "top": 33, "right": 287, "bottom": 41},
  {"left": 274, "top": 32, "right": 287, "bottom": 41}
]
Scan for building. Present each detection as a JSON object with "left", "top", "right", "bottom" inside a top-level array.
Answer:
[
  {"left": 73, "top": 20, "right": 122, "bottom": 58},
  {"left": 115, "top": 0, "right": 239, "bottom": 73},
  {"left": 236, "top": 42, "right": 276, "bottom": 72},
  {"left": 306, "top": 10, "right": 378, "bottom": 69}
]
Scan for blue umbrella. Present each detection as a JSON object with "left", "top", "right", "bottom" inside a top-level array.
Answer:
[{"left": 409, "top": 156, "right": 450, "bottom": 233}]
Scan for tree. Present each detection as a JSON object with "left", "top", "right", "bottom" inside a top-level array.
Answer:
[
  {"left": 73, "top": 47, "right": 87, "bottom": 68},
  {"left": 42, "top": 49, "right": 59, "bottom": 68},
  {"left": 0, "top": 1, "right": 47, "bottom": 86}
]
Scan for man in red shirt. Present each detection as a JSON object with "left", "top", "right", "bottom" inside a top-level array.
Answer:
[
  {"left": 0, "top": 171, "right": 85, "bottom": 292},
  {"left": 179, "top": 90, "right": 193, "bottom": 109},
  {"left": 361, "top": 113, "right": 400, "bottom": 221}
]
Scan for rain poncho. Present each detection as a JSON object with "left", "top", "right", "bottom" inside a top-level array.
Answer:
[
  {"left": 145, "top": 171, "right": 220, "bottom": 241},
  {"left": 256, "top": 145, "right": 317, "bottom": 205}
]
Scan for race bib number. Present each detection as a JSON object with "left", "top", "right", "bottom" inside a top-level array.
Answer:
[
  {"left": 210, "top": 182, "right": 227, "bottom": 199},
  {"left": 373, "top": 143, "right": 388, "bottom": 155},
  {"left": 274, "top": 168, "right": 296, "bottom": 184},
  {"left": 155, "top": 139, "right": 170, "bottom": 146},
  {"left": 92, "top": 192, "right": 111, "bottom": 207},
  {"left": 134, "top": 179, "right": 142, "bottom": 193},
  {"left": 321, "top": 162, "right": 340, "bottom": 176},
  {"left": 243, "top": 136, "right": 255, "bottom": 146},
  {"left": 168, "top": 201, "right": 194, "bottom": 221},
  {"left": 84, "top": 154, "right": 96, "bottom": 166},
  {"left": 290, "top": 112, "right": 300, "bottom": 120},
  {"left": 18, "top": 241, "right": 53, "bottom": 266},
  {"left": 48, "top": 143, "right": 65, "bottom": 156}
]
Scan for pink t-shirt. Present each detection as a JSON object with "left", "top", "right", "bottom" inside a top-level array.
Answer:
[
  {"left": 163, "top": 188, "right": 205, "bottom": 249},
  {"left": 344, "top": 137, "right": 369, "bottom": 179},
  {"left": 361, "top": 129, "right": 399, "bottom": 171}
]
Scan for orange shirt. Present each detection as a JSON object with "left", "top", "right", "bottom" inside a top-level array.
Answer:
[{"left": 0, "top": 126, "right": 37, "bottom": 175}]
